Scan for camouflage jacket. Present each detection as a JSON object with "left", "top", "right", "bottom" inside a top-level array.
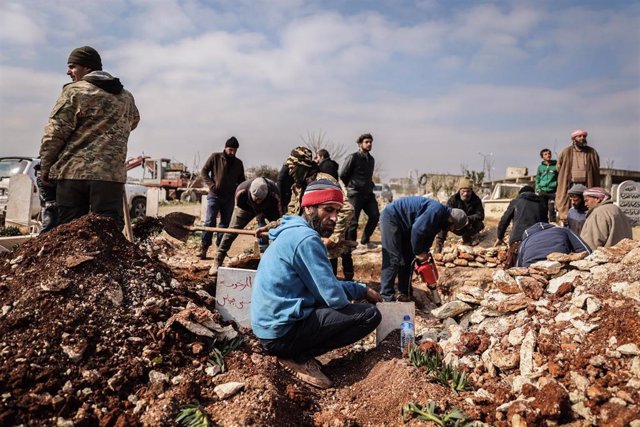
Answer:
[
  {"left": 268, "top": 171, "right": 354, "bottom": 258},
  {"left": 40, "top": 71, "right": 140, "bottom": 183}
]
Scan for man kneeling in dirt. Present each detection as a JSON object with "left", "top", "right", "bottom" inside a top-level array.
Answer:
[{"left": 251, "top": 179, "right": 382, "bottom": 389}]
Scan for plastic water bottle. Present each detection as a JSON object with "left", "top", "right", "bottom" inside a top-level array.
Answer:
[{"left": 400, "top": 314, "right": 415, "bottom": 353}]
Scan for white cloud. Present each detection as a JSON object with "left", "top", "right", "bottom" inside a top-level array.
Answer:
[{"left": 0, "top": 2, "right": 45, "bottom": 46}]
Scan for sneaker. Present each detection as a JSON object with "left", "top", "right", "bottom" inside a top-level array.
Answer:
[
  {"left": 357, "top": 242, "right": 379, "bottom": 250},
  {"left": 278, "top": 357, "right": 332, "bottom": 389}
]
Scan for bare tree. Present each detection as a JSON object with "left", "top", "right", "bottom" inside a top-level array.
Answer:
[
  {"left": 604, "top": 158, "right": 615, "bottom": 169},
  {"left": 299, "top": 129, "right": 348, "bottom": 164}
]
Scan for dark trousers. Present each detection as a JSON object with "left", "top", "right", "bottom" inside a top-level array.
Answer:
[
  {"left": 260, "top": 304, "right": 381, "bottom": 362},
  {"left": 538, "top": 191, "right": 556, "bottom": 222},
  {"left": 346, "top": 193, "right": 380, "bottom": 244},
  {"left": 379, "top": 212, "right": 413, "bottom": 301},
  {"left": 461, "top": 219, "right": 484, "bottom": 244},
  {"left": 56, "top": 179, "right": 124, "bottom": 230},
  {"left": 217, "top": 206, "right": 256, "bottom": 257},
  {"left": 329, "top": 254, "right": 354, "bottom": 277},
  {"left": 201, "top": 193, "right": 234, "bottom": 247},
  {"left": 36, "top": 174, "right": 57, "bottom": 233}
]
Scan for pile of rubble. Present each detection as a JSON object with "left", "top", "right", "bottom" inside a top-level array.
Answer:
[
  {"left": 422, "top": 239, "right": 640, "bottom": 425},
  {"left": 434, "top": 245, "right": 508, "bottom": 268}
]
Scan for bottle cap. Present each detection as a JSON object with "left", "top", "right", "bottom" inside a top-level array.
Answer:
[{"left": 403, "top": 314, "right": 411, "bottom": 321}]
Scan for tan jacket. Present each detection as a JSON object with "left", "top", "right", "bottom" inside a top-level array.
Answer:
[
  {"left": 580, "top": 200, "right": 633, "bottom": 249},
  {"left": 555, "top": 145, "right": 600, "bottom": 221}
]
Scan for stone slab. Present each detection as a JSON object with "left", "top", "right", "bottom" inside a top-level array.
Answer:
[
  {"left": 215, "top": 266, "right": 255, "bottom": 328},
  {"left": 145, "top": 188, "right": 162, "bottom": 217},
  {"left": 616, "top": 180, "right": 640, "bottom": 225},
  {"left": 375, "top": 302, "right": 415, "bottom": 346},
  {"left": 6, "top": 175, "right": 34, "bottom": 228}
]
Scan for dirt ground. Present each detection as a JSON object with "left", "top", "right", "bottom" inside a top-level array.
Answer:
[{"left": 0, "top": 209, "right": 638, "bottom": 426}]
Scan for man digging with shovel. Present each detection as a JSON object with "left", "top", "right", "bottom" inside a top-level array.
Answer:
[{"left": 251, "top": 179, "right": 382, "bottom": 389}]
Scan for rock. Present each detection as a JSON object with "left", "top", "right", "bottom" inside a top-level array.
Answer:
[
  {"left": 555, "top": 282, "right": 574, "bottom": 297},
  {"left": 104, "top": 283, "right": 124, "bottom": 306},
  {"left": 570, "top": 371, "right": 590, "bottom": 394},
  {"left": 458, "top": 245, "right": 474, "bottom": 254},
  {"left": 205, "top": 365, "right": 222, "bottom": 377},
  {"left": 431, "top": 301, "right": 472, "bottom": 319},
  {"left": 9, "top": 255, "right": 24, "bottom": 265},
  {"left": 586, "top": 249, "right": 610, "bottom": 263},
  {"left": 214, "top": 382, "right": 245, "bottom": 399},
  {"left": 506, "top": 267, "right": 529, "bottom": 276},
  {"left": 622, "top": 247, "right": 640, "bottom": 266},
  {"left": 455, "top": 286, "right": 485, "bottom": 304},
  {"left": 611, "top": 281, "right": 640, "bottom": 302},
  {"left": 520, "top": 331, "right": 536, "bottom": 377},
  {"left": 571, "top": 401, "right": 596, "bottom": 424},
  {"left": 570, "top": 319, "right": 599, "bottom": 333},
  {"left": 548, "top": 270, "right": 587, "bottom": 294},
  {"left": 148, "top": 370, "right": 169, "bottom": 383},
  {"left": 458, "top": 252, "right": 474, "bottom": 261},
  {"left": 529, "top": 260, "right": 562, "bottom": 275},
  {"left": 60, "top": 338, "right": 88, "bottom": 363},
  {"left": 517, "top": 277, "right": 544, "bottom": 300},
  {"left": 586, "top": 297, "right": 602, "bottom": 314},
  {"left": 497, "top": 295, "right": 531, "bottom": 314},
  {"left": 442, "top": 253, "right": 456, "bottom": 263},
  {"left": 445, "top": 262, "right": 456, "bottom": 268},
  {"left": 570, "top": 259, "right": 599, "bottom": 271},
  {"left": 548, "top": 252, "right": 588, "bottom": 262},
  {"left": 493, "top": 269, "right": 517, "bottom": 287},
  {"left": 468, "top": 261, "right": 484, "bottom": 268},
  {"left": 508, "top": 327, "right": 525, "bottom": 346},
  {"left": 453, "top": 259, "right": 469, "bottom": 266},
  {"left": 555, "top": 306, "right": 585, "bottom": 323},
  {"left": 617, "top": 343, "right": 640, "bottom": 356},
  {"left": 490, "top": 350, "right": 520, "bottom": 369}
]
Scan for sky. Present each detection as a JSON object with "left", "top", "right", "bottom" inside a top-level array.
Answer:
[{"left": 1, "top": 0, "right": 639, "bottom": 180}]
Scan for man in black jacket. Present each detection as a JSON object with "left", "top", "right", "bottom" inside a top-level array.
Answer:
[
  {"left": 340, "top": 133, "right": 379, "bottom": 250},
  {"left": 316, "top": 149, "right": 339, "bottom": 180},
  {"left": 435, "top": 177, "right": 484, "bottom": 252},
  {"left": 199, "top": 137, "right": 246, "bottom": 259},
  {"left": 211, "top": 177, "right": 282, "bottom": 276},
  {"left": 495, "top": 185, "right": 548, "bottom": 267}
]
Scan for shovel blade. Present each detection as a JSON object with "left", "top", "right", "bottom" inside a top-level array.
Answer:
[{"left": 162, "top": 212, "right": 197, "bottom": 242}]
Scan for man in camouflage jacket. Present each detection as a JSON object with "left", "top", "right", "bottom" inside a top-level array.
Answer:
[
  {"left": 258, "top": 147, "right": 354, "bottom": 270},
  {"left": 39, "top": 46, "right": 139, "bottom": 230}
]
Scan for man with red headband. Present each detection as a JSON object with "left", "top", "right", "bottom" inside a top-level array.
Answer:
[
  {"left": 251, "top": 179, "right": 382, "bottom": 389},
  {"left": 555, "top": 129, "right": 600, "bottom": 222},
  {"left": 580, "top": 187, "right": 632, "bottom": 249}
]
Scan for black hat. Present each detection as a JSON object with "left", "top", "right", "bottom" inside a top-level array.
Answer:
[
  {"left": 225, "top": 136, "right": 239, "bottom": 148},
  {"left": 67, "top": 46, "right": 102, "bottom": 70}
]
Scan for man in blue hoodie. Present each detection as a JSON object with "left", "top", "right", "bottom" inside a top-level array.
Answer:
[
  {"left": 517, "top": 222, "right": 591, "bottom": 267},
  {"left": 379, "top": 197, "right": 468, "bottom": 302},
  {"left": 251, "top": 179, "right": 382, "bottom": 389}
]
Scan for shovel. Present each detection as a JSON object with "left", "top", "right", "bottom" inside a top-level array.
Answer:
[{"left": 161, "top": 212, "right": 257, "bottom": 242}]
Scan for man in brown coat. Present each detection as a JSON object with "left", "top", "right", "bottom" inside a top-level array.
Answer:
[
  {"left": 580, "top": 187, "right": 632, "bottom": 249},
  {"left": 555, "top": 129, "right": 600, "bottom": 221}
]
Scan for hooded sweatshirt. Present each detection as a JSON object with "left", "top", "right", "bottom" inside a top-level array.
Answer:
[
  {"left": 535, "top": 160, "right": 558, "bottom": 193},
  {"left": 251, "top": 215, "right": 367, "bottom": 339},
  {"left": 517, "top": 222, "right": 591, "bottom": 267}
]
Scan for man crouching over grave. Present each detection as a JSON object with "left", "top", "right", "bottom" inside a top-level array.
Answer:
[{"left": 251, "top": 179, "right": 382, "bottom": 389}]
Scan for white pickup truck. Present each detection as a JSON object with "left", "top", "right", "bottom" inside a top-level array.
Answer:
[{"left": 0, "top": 157, "right": 147, "bottom": 228}]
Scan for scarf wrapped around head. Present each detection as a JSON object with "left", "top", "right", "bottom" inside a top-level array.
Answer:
[
  {"left": 301, "top": 179, "right": 343, "bottom": 207},
  {"left": 583, "top": 187, "right": 610, "bottom": 201},
  {"left": 286, "top": 146, "right": 314, "bottom": 168},
  {"left": 571, "top": 129, "right": 588, "bottom": 139}
]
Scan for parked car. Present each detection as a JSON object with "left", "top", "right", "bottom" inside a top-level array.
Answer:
[
  {"left": 373, "top": 183, "right": 393, "bottom": 202},
  {"left": 0, "top": 157, "right": 147, "bottom": 228}
]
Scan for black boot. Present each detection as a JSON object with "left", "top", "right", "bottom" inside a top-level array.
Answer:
[{"left": 198, "top": 245, "right": 209, "bottom": 260}]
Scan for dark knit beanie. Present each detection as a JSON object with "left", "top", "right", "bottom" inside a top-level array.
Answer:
[
  {"left": 519, "top": 185, "right": 535, "bottom": 194},
  {"left": 302, "top": 179, "right": 343, "bottom": 207},
  {"left": 67, "top": 46, "right": 102, "bottom": 70},
  {"left": 225, "top": 136, "right": 239, "bottom": 148}
]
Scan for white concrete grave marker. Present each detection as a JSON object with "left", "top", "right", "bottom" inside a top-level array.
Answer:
[
  {"left": 616, "top": 180, "right": 640, "bottom": 226},
  {"left": 145, "top": 188, "right": 162, "bottom": 217},
  {"left": 215, "top": 266, "right": 255, "bottom": 328},
  {"left": 375, "top": 302, "right": 415, "bottom": 345},
  {"left": 6, "top": 175, "right": 34, "bottom": 231}
]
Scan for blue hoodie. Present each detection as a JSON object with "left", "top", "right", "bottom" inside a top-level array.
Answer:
[
  {"left": 251, "top": 215, "right": 368, "bottom": 339},
  {"left": 517, "top": 222, "right": 591, "bottom": 267},
  {"left": 383, "top": 197, "right": 452, "bottom": 255}
]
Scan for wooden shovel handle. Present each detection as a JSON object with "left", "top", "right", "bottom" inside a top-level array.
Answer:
[{"left": 185, "top": 225, "right": 257, "bottom": 236}]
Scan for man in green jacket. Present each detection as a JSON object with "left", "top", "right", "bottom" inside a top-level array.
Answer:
[{"left": 535, "top": 148, "right": 558, "bottom": 222}]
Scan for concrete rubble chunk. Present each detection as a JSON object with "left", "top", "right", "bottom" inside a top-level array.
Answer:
[
  {"left": 585, "top": 250, "right": 610, "bottom": 264},
  {"left": 571, "top": 292, "right": 593, "bottom": 309},
  {"left": 622, "top": 247, "right": 640, "bottom": 266},
  {"left": 493, "top": 269, "right": 517, "bottom": 286},
  {"left": 529, "top": 260, "right": 562, "bottom": 275},
  {"left": 148, "top": 370, "right": 169, "bottom": 383},
  {"left": 508, "top": 327, "right": 525, "bottom": 346},
  {"left": 570, "top": 319, "right": 599, "bottom": 333},
  {"left": 519, "top": 330, "right": 536, "bottom": 377},
  {"left": 571, "top": 402, "right": 595, "bottom": 424},
  {"left": 214, "top": 382, "right": 245, "bottom": 399},
  {"left": 458, "top": 245, "right": 474, "bottom": 254},
  {"left": 164, "top": 302, "right": 238, "bottom": 340},
  {"left": 570, "top": 371, "right": 590, "bottom": 394},
  {"left": 506, "top": 267, "right": 529, "bottom": 276},
  {"left": 617, "top": 343, "right": 640, "bottom": 356},
  {"left": 431, "top": 301, "right": 472, "bottom": 319},
  {"left": 585, "top": 297, "right": 602, "bottom": 314}
]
